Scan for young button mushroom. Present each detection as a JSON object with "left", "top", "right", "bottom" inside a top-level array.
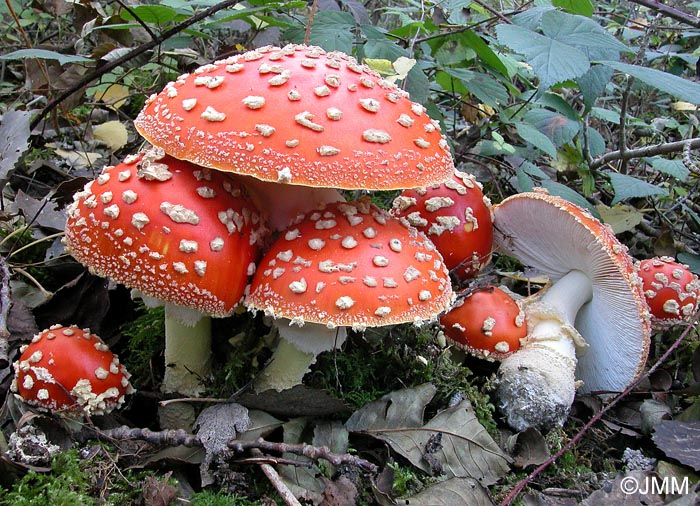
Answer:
[
  {"left": 63, "top": 147, "right": 266, "bottom": 405},
  {"left": 245, "top": 199, "right": 454, "bottom": 392},
  {"left": 12, "top": 325, "right": 133, "bottom": 416},
  {"left": 393, "top": 171, "right": 494, "bottom": 282},
  {"left": 636, "top": 257, "right": 700, "bottom": 324},
  {"left": 440, "top": 286, "right": 527, "bottom": 360},
  {"left": 492, "top": 190, "right": 651, "bottom": 431},
  {"left": 134, "top": 44, "right": 454, "bottom": 192}
]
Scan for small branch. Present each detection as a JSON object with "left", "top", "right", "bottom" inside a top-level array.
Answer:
[
  {"left": 625, "top": 0, "right": 700, "bottom": 28},
  {"left": 31, "top": 0, "right": 243, "bottom": 130},
  {"left": 250, "top": 448, "right": 302, "bottom": 506},
  {"left": 303, "top": 0, "right": 318, "bottom": 45},
  {"left": 75, "top": 427, "right": 378, "bottom": 474},
  {"left": 500, "top": 310, "right": 700, "bottom": 505},
  {"left": 589, "top": 137, "right": 700, "bottom": 171},
  {"left": 0, "top": 258, "right": 11, "bottom": 369}
]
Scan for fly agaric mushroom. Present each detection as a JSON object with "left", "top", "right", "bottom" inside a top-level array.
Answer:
[
  {"left": 134, "top": 44, "right": 454, "bottom": 190},
  {"left": 440, "top": 286, "right": 527, "bottom": 360},
  {"left": 245, "top": 198, "right": 454, "bottom": 392},
  {"left": 64, "top": 147, "right": 266, "bottom": 404},
  {"left": 393, "top": 171, "right": 493, "bottom": 282},
  {"left": 637, "top": 257, "right": 700, "bottom": 324},
  {"left": 12, "top": 325, "right": 133, "bottom": 416},
  {"left": 492, "top": 190, "right": 651, "bottom": 431},
  {"left": 133, "top": 44, "right": 455, "bottom": 229}
]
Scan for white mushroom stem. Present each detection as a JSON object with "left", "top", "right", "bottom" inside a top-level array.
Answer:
[
  {"left": 255, "top": 320, "right": 347, "bottom": 392},
  {"left": 163, "top": 305, "right": 212, "bottom": 397},
  {"left": 497, "top": 270, "right": 592, "bottom": 431}
]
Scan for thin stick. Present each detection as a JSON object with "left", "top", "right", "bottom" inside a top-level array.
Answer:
[
  {"left": 589, "top": 137, "right": 700, "bottom": 170},
  {"left": 251, "top": 448, "right": 302, "bottom": 506},
  {"left": 626, "top": 0, "right": 700, "bottom": 28},
  {"left": 500, "top": 310, "right": 700, "bottom": 505}
]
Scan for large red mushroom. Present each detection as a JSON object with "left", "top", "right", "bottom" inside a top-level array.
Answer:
[
  {"left": 64, "top": 147, "right": 266, "bottom": 422},
  {"left": 133, "top": 44, "right": 455, "bottom": 230},
  {"left": 636, "top": 257, "right": 700, "bottom": 324},
  {"left": 245, "top": 199, "right": 454, "bottom": 392},
  {"left": 12, "top": 325, "right": 133, "bottom": 416}
]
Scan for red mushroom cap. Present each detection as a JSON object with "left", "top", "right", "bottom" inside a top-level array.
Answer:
[
  {"left": 64, "top": 147, "right": 266, "bottom": 317},
  {"left": 245, "top": 199, "right": 453, "bottom": 330},
  {"left": 134, "top": 44, "right": 454, "bottom": 190},
  {"left": 637, "top": 257, "right": 700, "bottom": 323},
  {"left": 440, "top": 286, "right": 527, "bottom": 360},
  {"left": 392, "top": 171, "right": 493, "bottom": 281},
  {"left": 12, "top": 325, "right": 133, "bottom": 415}
]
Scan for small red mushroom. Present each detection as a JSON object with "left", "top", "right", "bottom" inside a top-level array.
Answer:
[
  {"left": 393, "top": 171, "right": 493, "bottom": 282},
  {"left": 637, "top": 257, "right": 700, "bottom": 324},
  {"left": 440, "top": 286, "right": 527, "bottom": 360},
  {"left": 12, "top": 325, "right": 133, "bottom": 416}
]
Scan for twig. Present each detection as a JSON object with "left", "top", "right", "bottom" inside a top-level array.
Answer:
[
  {"left": 588, "top": 137, "right": 700, "bottom": 170},
  {"left": 500, "top": 309, "right": 700, "bottom": 505},
  {"left": 303, "top": 0, "right": 318, "bottom": 45},
  {"left": 30, "top": 0, "right": 243, "bottom": 130},
  {"left": 0, "top": 258, "right": 11, "bottom": 369},
  {"left": 625, "top": 0, "right": 700, "bottom": 28},
  {"left": 74, "top": 426, "right": 378, "bottom": 474},
  {"left": 250, "top": 448, "right": 302, "bottom": 506}
]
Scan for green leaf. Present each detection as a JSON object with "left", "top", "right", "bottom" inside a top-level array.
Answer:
[
  {"left": 516, "top": 122, "right": 558, "bottom": 157},
  {"left": 540, "top": 180, "right": 601, "bottom": 217},
  {"left": 646, "top": 156, "right": 690, "bottom": 181},
  {"left": 496, "top": 23, "right": 590, "bottom": 89},
  {"left": 524, "top": 109, "right": 580, "bottom": 146},
  {"left": 284, "top": 11, "right": 355, "bottom": 53},
  {"left": 600, "top": 61, "right": 700, "bottom": 104},
  {"left": 461, "top": 29, "right": 510, "bottom": 77},
  {"left": 441, "top": 68, "right": 509, "bottom": 107},
  {"left": 586, "top": 126, "right": 606, "bottom": 157},
  {"left": 119, "top": 5, "right": 181, "bottom": 25},
  {"left": 590, "top": 106, "right": 621, "bottom": 123},
  {"left": 608, "top": 172, "right": 668, "bottom": 204},
  {"left": 542, "top": 10, "right": 629, "bottom": 54},
  {"left": 0, "top": 49, "right": 91, "bottom": 65},
  {"left": 552, "top": 0, "right": 594, "bottom": 17},
  {"left": 577, "top": 65, "right": 615, "bottom": 108},
  {"left": 678, "top": 253, "right": 700, "bottom": 274}
]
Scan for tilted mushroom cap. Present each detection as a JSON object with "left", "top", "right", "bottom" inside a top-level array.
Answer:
[
  {"left": 637, "top": 257, "right": 700, "bottom": 323},
  {"left": 245, "top": 199, "right": 454, "bottom": 330},
  {"left": 493, "top": 190, "right": 651, "bottom": 393},
  {"left": 134, "top": 44, "right": 454, "bottom": 190},
  {"left": 440, "top": 286, "right": 527, "bottom": 360},
  {"left": 12, "top": 325, "right": 134, "bottom": 415},
  {"left": 64, "top": 147, "right": 266, "bottom": 317},
  {"left": 393, "top": 171, "right": 493, "bottom": 280}
]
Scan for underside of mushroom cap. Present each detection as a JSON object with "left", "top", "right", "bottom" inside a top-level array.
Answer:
[
  {"left": 492, "top": 190, "right": 651, "bottom": 394},
  {"left": 134, "top": 44, "right": 454, "bottom": 190}
]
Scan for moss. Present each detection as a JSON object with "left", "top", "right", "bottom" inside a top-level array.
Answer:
[
  {"left": 188, "top": 490, "right": 265, "bottom": 506},
  {"left": 120, "top": 304, "right": 165, "bottom": 390}
]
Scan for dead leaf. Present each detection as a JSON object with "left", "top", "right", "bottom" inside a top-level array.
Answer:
[
  {"left": 0, "top": 110, "right": 34, "bottom": 192},
  {"left": 653, "top": 420, "right": 700, "bottom": 470},
  {"left": 506, "top": 427, "right": 550, "bottom": 469},
  {"left": 50, "top": 144, "right": 102, "bottom": 170},
  {"left": 94, "top": 83, "right": 130, "bottom": 111},
  {"left": 9, "top": 191, "right": 67, "bottom": 232},
  {"left": 194, "top": 403, "right": 250, "bottom": 487},
  {"left": 92, "top": 120, "right": 128, "bottom": 151},
  {"left": 313, "top": 420, "right": 350, "bottom": 476},
  {"left": 141, "top": 472, "right": 178, "bottom": 506},
  {"left": 580, "top": 471, "right": 664, "bottom": 505},
  {"left": 640, "top": 399, "right": 672, "bottom": 435},
  {"left": 319, "top": 476, "right": 358, "bottom": 506},
  {"left": 346, "top": 383, "right": 509, "bottom": 485},
  {"left": 396, "top": 477, "right": 495, "bottom": 506},
  {"left": 238, "top": 384, "right": 350, "bottom": 417},
  {"left": 237, "top": 409, "right": 283, "bottom": 441},
  {"left": 596, "top": 204, "right": 644, "bottom": 234},
  {"left": 277, "top": 418, "right": 325, "bottom": 504}
]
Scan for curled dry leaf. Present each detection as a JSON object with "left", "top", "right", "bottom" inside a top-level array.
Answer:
[{"left": 92, "top": 120, "right": 128, "bottom": 152}]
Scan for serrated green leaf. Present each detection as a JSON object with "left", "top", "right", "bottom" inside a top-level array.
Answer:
[
  {"left": 0, "top": 49, "right": 91, "bottom": 65},
  {"left": 646, "top": 156, "right": 690, "bottom": 181},
  {"left": 552, "top": 0, "right": 594, "bottom": 17},
  {"left": 516, "top": 169, "right": 536, "bottom": 192},
  {"left": 516, "top": 122, "right": 558, "bottom": 157},
  {"left": 586, "top": 126, "right": 606, "bottom": 157},
  {"left": 577, "top": 64, "right": 616, "bottom": 108},
  {"left": 608, "top": 172, "right": 668, "bottom": 204},
  {"left": 524, "top": 109, "right": 580, "bottom": 146},
  {"left": 120, "top": 5, "right": 181, "bottom": 25},
  {"left": 496, "top": 23, "right": 590, "bottom": 89},
  {"left": 512, "top": 5, "right": 555, "bottom": 30},
  {"left": 284, "top": 11, "right": 355, "bottom": 53},
  {"left": 678, "top": 253, "right": 700, "bottom": 275},
  {"left": 600, "top": 61, "right": 700, "bottom": 104},
  {"left": 542, "top": 10, "right": 629, "bottom": 54},
  {"left": 590, "top": 106, "right": 621, "bottom": 123}
]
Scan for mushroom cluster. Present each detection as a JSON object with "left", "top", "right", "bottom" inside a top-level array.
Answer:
[{"left": 636, "top": 257, "right": 700, "bottom": 325}]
